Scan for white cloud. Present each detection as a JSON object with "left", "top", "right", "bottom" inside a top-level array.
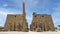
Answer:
[
  {"left": 2, "top": 4, "right": 8, "bottom": 7},
  {"left": 26, "top": 16, "right": 32, "bottom": 20},
  {"left": 53, "top": 7, "right": 60, "bottom": 12},
  {"left": 53, "top": 3, "right": 60, "bottom": 12},
  {"left": 0, "top": 19, "right": 2, "bottom": 21},
  {"left": 52, "top": 11, "right": 60, "bottom": 26},
  {"left": 26, "top": 15, "right": 32, "bottom": 28},
  {"left": 26, "top": 16, "right": 32, "bottom": 28},
  {"left": 0, "top": 8, "right": 21, "bottom": 16},
  {"left": 26, "top": 0, "right": 39, "bottom": 6},
  {"left": 0, "top": 11, "right": 14, "bottom": 16},
  {"left": 26, "top": 16, "right": 32, "bottom": 23},
  {"left": 52, "top": 3, "right": 60, "bottom": 27}
]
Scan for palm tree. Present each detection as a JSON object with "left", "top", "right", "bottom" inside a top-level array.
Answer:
[{"left": 58, "top": 25, "right": 60, "bottom": 30}]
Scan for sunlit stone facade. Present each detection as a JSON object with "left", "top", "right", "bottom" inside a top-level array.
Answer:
[
  {"left": 4, "top": 2, "right": 28, "bottom": 32},
  {"left": 30, "top": 12, "right": 55, "bottom": 32}
]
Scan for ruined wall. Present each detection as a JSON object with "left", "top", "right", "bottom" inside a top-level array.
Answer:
[
  {"left": 4, "top": 14, "right": 28, "bottom": 32},
  {"left": 0, "top": 27, "right": 4, "bottom": 31},
  {"left": 30, "top": 13, "right": 55, "bottom": 32},
  {"left": 4, "top": 2, "right": 28, "bottom": 32}
]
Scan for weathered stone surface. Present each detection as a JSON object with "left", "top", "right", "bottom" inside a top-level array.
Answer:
[
  {"left": 4, "top": 2, "right": 28, "bottom": 32},
  {"left": 0, "top": 27, "right": 4, "bottom": 31},
  {"left": 35, "top": 28, "right": 42, "bottom": 32},
  {"left": 30, "top": 12, "right": 55, "bottom": 32}
]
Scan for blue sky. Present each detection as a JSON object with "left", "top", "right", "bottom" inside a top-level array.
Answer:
[{"left": 0, "top": 0, "right": 60, "bottom": 28}]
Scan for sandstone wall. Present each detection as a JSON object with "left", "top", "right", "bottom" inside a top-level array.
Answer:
[
  {"left": 4, "top": 14, "right": 28, "bottom": 32},
  {"left": 30, "top": 13, "right": 55, "bottom": 32}
]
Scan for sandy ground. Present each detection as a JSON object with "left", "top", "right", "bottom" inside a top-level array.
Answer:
[{"left": 0, "top": 31, "right": 60, "bottom": 34}]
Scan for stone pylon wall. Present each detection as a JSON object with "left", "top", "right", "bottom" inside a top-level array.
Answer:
[
  {"left": 4, "top": 15, "right": 28, "bottom": 32},
  {"left": 30, "top": 12, "right": 55, "bottom": 32},
  {"left": 4, "top": 2, "right": 28, "bottom": 32}
]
